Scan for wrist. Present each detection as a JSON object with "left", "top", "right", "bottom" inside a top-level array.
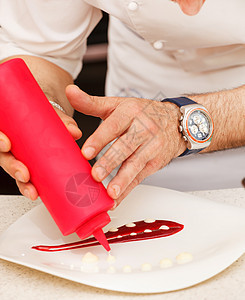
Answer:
[
  {"left": 161, "top": 101, "right": 187, "bottom": 158},
  {"left": 161, "top": 97, "right": 214, "bottom": 157}
]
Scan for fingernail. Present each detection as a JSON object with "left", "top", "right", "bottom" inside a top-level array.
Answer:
[
  {"left": 111, "top": 185, "right": 121, "bottom": 198},
  {"left": 95, "top": 166, "right": 107, "bottom": 180},
  {"left": 73, "top": 85, "right": 80, "bottom": 91},
  {"left": 15, "top": 171, "right": 25, "bottom": 182},
  {"left": 24, "top": 189, "right": 31, "bottom": 199},
  {"left": 67, "top": 123, "right": 79, "bottom": 131},
  {"left": 67, "top": 124, "right": 82, "bottom": 135},
  {"left": 110, "top": 200, "right": 118, "bottom": 210},
  {"left": 83, "top": 146, "right": 95, "bottom": 159}
]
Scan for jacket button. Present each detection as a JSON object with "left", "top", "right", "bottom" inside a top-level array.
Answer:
[
  {"left": 128, "top": 1, "right": 139, "bottom": 11},
  {"left": 153, "top": 40, "right": 164, "bottom": 50}
]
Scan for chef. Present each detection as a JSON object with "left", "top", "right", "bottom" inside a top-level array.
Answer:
[{"left": 0, "top": 0, "right": 244, "bottom": 207}]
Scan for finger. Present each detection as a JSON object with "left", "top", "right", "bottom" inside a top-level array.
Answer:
[
  {"left": 66, "top": 85, "right": 121, "bottom": 120},
  {"left": 0, "top": 132, "right": 11, "bottom": 152},
  {"left": 82, "top": 100, "right": 144, "bottom": 160},
  {"left": 54, "top": 108, "right": 82, "bottom": 140},
  {"left": 111, "top": 160, "right": 159, "bottom": 208},
  {"left": 16, "top": 180, "right": 39, "bottom": 200},
  {"left": 66, "top": 122, "right": 82, "bottom": 141},
  {"left": 107, "top": 156, "right": 145, "bottom": 200},
  {"left": 82, "top": 112, "right": 132, "bottom": 160},
  {"left": 106, "top": 140, "right": 160, "bottom": 199},
  {"left": 0, "top": 152, "right": 30, "bottom": 183},
  {"left": 92, "top": 118, "right": 149, "bottom": 181}
]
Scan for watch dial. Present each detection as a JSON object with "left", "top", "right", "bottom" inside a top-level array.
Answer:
[{"left": 188, "top": 110, "right": 210, "bottom": 141}]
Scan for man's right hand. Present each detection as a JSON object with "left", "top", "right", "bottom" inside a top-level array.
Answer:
[
  {"left": 0, "top": 55, "right": 82, "bottom": 200},
  {"left": 0, "top": 131, "right": 37, "bottom": 200},
  {"left": 0, "top": 107, "right": 82, "bottom": 200}
]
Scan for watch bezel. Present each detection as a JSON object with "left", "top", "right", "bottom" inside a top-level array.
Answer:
[{"left": 180, "top": 104, "right": 214, "bottom": 150}]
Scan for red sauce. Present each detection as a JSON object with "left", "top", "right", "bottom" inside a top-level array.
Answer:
[{"left": 32, "top": 220, "right": 184, "bottom": 252}]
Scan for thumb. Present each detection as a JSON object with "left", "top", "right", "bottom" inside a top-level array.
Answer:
[
  {"left": 66, "top": 85, "right": 119, "bottom": 120},
  {"left": 0, "top": 132, "right": 11, "bottom": 152}
]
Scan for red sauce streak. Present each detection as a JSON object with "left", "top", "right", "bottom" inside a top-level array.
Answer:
[{"left": 32, "top": 220, "right": 184, "bottom": 252}]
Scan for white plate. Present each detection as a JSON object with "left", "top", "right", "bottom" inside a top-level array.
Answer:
[{"left": 0, "top": 185, "right": 245, "bottom": 293}]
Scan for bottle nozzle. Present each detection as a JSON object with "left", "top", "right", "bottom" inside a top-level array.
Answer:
[
  {"left": 76, "top": 212, "right": 111, "bottom": 251},
  {"left": 93, "top": 228, "right": 111, "bottom": 252}
]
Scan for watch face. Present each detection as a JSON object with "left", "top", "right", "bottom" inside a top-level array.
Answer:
[{"left": 186, "top": 110, "right": 211, "bottom": 142}]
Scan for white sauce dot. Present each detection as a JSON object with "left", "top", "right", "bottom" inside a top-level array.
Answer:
[
  {"left": 82, "top": 252, "right": 99, "bottom": 264},
  {"left": 144, "top": 219, "right": 155, "bottom": 223},
  {"left": 123, "top": 265, "right": 132, "bottom": 273},
  {"left": 109, "top": 227, "right": 118, "bottom": 232},
  {"left": 144, "top": 229, "right": 152, "bottom": 233},
  {"left": 107, "top": 253, "right": 116, "bottom": 264},
  {"left": 176, "top": 252, "right": 193, "bottom": 264},
  {"left": 159, "top": 225, "right": 169, "bottom": 230},
  {"left": 126, "top": 222, "right": 136, "bottom": 227},
  {"left": 141, "top": 263, "right": 152, "bottom": 272},
  {"left": 130, "top": 232, "right": 137, "bottom": 236},
  {"left": 117, "top": 235, "right": 122, "bottom": 238},
  {"left": 160, "top": 258, "right": 173, "bottom": 268},
  {"left": 107, "top": 266, "right": 116, "bottom": 273}
]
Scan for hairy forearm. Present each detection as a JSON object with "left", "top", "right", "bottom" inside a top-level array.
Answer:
[
  {"left": 0, "top": 55, "right": 74, "bottom": 116},
  {"left": 190, "top": 85, "right": 245, "bottom": 152}
]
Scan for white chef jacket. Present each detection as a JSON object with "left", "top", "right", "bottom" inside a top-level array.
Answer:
[{"left": 0, "top": 0, "right": 244, "bottom": 191}]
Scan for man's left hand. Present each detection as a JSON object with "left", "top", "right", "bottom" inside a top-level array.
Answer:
[{"left": 66, "top": 85, "right": 186, "bottom": 207}]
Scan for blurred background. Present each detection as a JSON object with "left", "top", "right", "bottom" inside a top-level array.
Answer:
[{"left": 0, "top": 13, "right": 109, "bottom": 195}]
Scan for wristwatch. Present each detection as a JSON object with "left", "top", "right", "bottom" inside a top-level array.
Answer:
[{"left": 161, "top": 97, "right": 214, "bottom": 157}]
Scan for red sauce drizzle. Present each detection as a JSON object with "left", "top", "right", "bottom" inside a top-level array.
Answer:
[{"left": 32, "top": 220, "right": 184, "bottom": 252}]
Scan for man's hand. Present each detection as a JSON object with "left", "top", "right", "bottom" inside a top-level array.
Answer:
[
  {"left": 0, "top": 55, "right": 82, "bottom": 199},
  {"left": 66, "top": 85, "right": 186, "bottom": 207},
  {"left": 0, "top": 108, "right": 82, "bottom": 200}
]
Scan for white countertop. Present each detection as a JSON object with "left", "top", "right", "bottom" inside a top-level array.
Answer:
[{"left": 0, "top": 188, "right": 245, "bottom": 300}]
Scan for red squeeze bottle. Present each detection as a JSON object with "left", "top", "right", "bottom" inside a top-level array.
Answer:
[{"left": 0, "top": 58, "right": 114, "bottom": 251}]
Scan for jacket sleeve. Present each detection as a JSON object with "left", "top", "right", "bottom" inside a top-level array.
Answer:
[{"left": 0, "top": 0, "right": 102, "bottom": 78}]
